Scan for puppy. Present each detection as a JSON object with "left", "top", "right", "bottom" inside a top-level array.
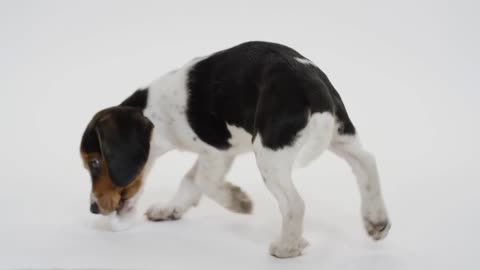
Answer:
[{"left": 80, "top": 41, "right": 391, "bottom": 258}]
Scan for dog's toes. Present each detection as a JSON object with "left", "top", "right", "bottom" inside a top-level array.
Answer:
[
  {"left": 146, "top": 205, "right": 183, "bottom": 222},
  {"left": 269, "top": 237, "right": 309, "bottom": 258},
  {"left": 364, "top": 218, "right": 391, "bottom": 241},
  {"left": 362, "top": 201, "right": 391, "bottom": 241}
]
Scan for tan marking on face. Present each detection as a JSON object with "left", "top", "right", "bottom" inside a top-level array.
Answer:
[
  {"left": 93, "top": 171, "right": 122, "bottom": 213},
  {"left": 81, "top": 151, "right": 119, "bottom": 213},
  {"left": 81, "top": 150, "right": 144, "bottom": 214}
]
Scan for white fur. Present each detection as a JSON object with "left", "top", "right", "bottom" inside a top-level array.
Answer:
[
  {"left": 226, "top": 124, "right": 253, "bottom": 154},
  {"left": 146, "top": 159, "right": 202, "bottom": 220},
  {"left": 127, "top": 57, "right": 389, "bottom": 257},
  {"left": 192, "top": 154, "right": 235, "bottom": 208},
  {"left": 250, "top": 112, "right": 335, "bottom": 257},
  {"left": 253, "top": 133, "right": 307, "bottom": 257},
  {"left": 144, "top": 57, "right": 213, "bottom": 154},
  {"left": 295, "top": 112, "right": 335, "bottom": 168},
  {"left": 108, "top": 211, "right": 136, "bottom": 231},
  {"left": 295, "top": 57, "right": 316, "bottom": 66},
  {"left": 330, "top": 135, "right": 390, "bottom": 240}
]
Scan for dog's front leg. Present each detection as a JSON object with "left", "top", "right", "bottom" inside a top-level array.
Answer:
[
  {"left": 193, "top": 153, "right": 253, "bottom": 214},
  {"left": 146, "top": 159, "right": 203, "bottom": 221}
]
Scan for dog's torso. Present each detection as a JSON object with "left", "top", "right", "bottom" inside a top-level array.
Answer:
[{"left": 129, "top": 41, "right": 354, "bottom": 157}]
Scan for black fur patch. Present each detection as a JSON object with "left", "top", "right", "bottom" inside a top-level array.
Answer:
[
  {"left": 80, "top": 107, "right": 153, "bottom": 187},
  {"left": 186, "top": 41, "right": 355, "bottom": 150},
  {"left": 80, "top": 124, "right": 101, "bottom": 154},
  {"left": 121, "top": 88, "right": 149, "bottom": 109},
  {"left": 81, "top": 88, "right": 150, "bottom": 155}
]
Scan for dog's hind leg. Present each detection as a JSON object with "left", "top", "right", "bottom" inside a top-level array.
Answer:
[
  {"left": 253, "top": 113, "right": 336, "bottom": 258},
  {"left": 330, "top": 134, "right": 391, "bottom": 240},
  {"left": 254, "top": 134, "right": 309, "bottom": 258},
  {"left": 146, "top": 159, "right": 203, "bottom": 221}
]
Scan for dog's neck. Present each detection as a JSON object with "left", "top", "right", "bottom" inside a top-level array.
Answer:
[{"left": 139, "top": 60, "right": 201, "bottom": 158}]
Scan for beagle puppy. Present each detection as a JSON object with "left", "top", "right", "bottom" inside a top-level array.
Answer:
[{"left": 80, "top": 41, "right": 391, "bottom": 258}]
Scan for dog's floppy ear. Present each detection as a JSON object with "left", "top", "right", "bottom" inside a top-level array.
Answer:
[{"left": 95, "top": 108, "right": 153, "bottom": 187}]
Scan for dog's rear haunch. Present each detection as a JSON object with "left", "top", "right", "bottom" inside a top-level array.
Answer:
[{"left": 80, "top": 41, "right": 391, "bottom": 258}]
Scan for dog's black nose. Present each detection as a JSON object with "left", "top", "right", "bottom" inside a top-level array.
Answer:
[{"left": 90, "top": 202, "right": 100, "bottom": 214}]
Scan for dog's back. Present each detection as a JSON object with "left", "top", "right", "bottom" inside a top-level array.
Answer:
[{"left": 186, "top": 41, "right": 355, "bottom": 152}]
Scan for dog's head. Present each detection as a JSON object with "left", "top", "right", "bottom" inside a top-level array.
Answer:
[{"left": 80, "top": 106, "right": 153, "bottom": 215}]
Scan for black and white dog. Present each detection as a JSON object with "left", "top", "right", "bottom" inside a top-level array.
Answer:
[{"left": 80, "top": 41, "right": 390, "bottom": 258}]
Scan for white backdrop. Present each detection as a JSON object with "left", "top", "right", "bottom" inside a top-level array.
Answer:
[{"left": 1, "top": 1, "right": 479, "bottom": 269}]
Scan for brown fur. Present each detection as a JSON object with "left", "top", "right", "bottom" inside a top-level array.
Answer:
[{"left": 81, "top": 151, "right": 144, "bottom": 214}]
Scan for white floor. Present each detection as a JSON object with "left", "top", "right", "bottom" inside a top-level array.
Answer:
[{"left": 1, "top": 1, "right": 479, "bottom": 269}]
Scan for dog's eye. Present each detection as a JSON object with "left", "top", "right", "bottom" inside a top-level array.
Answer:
[{"left": 88, "top": 159, "right": 100, "bottom": 170}]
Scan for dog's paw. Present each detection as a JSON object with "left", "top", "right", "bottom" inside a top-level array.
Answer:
[
  {"left": 362, "top": 200, "right": 391, "bottom": 240},
  {"left": 225, "top": 183, "right": 253, "bottom": 214},
  {"left": 146, "top": 204, "right": 184, "bottom": 222},
  {"left": 364, "top": 218, "right": 391, "bottom": 240},
  {"left": 269, "top": 237, "right": 309, "bottom": 258},
  {"left": 108, "top": 211, "right": 136, "bottom": 231}
]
